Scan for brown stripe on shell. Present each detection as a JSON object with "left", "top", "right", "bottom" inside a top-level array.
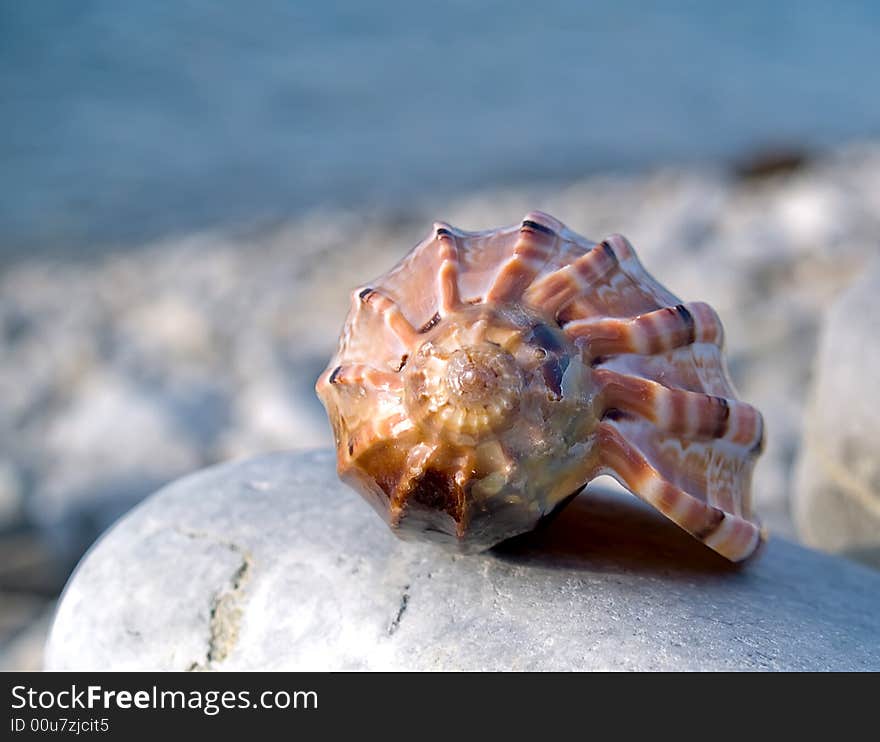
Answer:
[
  {"left": 713, "top": 396, "right": 731, "bottom": 439},
  {"left": 602, "top": 233, "right": 637, "bottom": 262},
  {"left": 520, "top": 210, "right": 565, "bottom": 234},
  {"left": 324, "top": 363, "right": 402, "bottom": 390},
  {"left": 485, "top": 219, "right": 558, "bottom": 303},
  {"left": 435, "top": 224, "right": 462, "bottom": 314},
  {"left": 675, "top": 303, "right": 697, "bottom": 344},
  {"left": 597, "top": 421, "right": 762, "bottom": 561},
  {"left": 693, "top": 507, "right": 727, "bottom": 541},
  {"left": 521, "top": 219, "right": 555, "bottom": 236},
  {"left": 596, "top": 420, "right": 715, "bottom": 534},
  {"left": 524, "top": 240, "right": 621, "bottom": 315},
  {"left": 599, "top": 240, "right": 619, "bottom": 266},
  {"left": 701, "top": 510, "right": 763, "bottom": 562},
  {"left": 595, "top": 369, "right": 758, "bottom": 445},
  {"left": 358, "top": 288, "right": 419, "bottom": 345},
  {"left": 563, "top": 301, "right": 721, "bottom": 357}
]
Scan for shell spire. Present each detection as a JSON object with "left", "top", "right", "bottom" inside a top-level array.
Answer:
[{"left": 316, "top": 212, "right": 765, "bottom": 561}]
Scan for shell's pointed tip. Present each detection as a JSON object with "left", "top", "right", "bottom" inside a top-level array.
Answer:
[
  {"left": 521, "top": 211, "right": 559, "bottom": 235},
  {"left": 603, "top": 232, "right": 634, "bottom": 252},
  {"left": 432, "top": 221, "right": 455, "bottom": 238}
]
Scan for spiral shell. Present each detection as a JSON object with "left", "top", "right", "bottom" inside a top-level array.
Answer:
[{"left": 316, "top": 212, "right": 765, "bottom": 561}]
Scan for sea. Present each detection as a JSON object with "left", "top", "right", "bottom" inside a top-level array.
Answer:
[{"left": 2, "top": 0, "right": 879, "bottom": 261}]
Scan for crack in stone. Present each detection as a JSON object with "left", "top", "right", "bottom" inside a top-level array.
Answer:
[
  {"left": 387, "top": 585, "right": 410, "bottom": 636},
  {"left": 172, "top": 526, "right": 253, "bottom": 671}
]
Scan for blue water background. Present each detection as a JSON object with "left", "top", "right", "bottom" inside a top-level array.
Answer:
[{"left": 2, "top": 1, "right": 879, "bottom": 259}]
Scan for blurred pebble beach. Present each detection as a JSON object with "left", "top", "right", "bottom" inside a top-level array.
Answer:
[{"left": 4, "top": 144, "right": 879, "bottom": 617}]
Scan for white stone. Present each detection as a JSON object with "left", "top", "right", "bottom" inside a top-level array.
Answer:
[
  {"left": 46, "top": 450, "right": 880, "bottom": 671},
  {"left": 794, "top": 260, "right": 880, "bottom": 566}
]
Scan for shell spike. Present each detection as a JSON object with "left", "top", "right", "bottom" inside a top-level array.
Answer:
[
  {"left": 601, "top": 233, "right": 637, "bottom": 261},
  {"left": 520, "top": 210, "right": 563, "bottom": 235},
  {"left": 391, "top": 442, "right": 440, "bottom": 503},
  {"left": 434, "top": 224, "right": 463, "bottom": 315},
  {"left": 323, "top": 363, "right": 403, "bottom": 391},
  {"left": 485, "top": 216, "right": 559, "bottom": 303},
  {"left": 523, "top": 239, "right": 621, "bottom": 315},
  {"left": 595, "top": 368, "right": 763, "bottom": 448},
  {"left": 596, "top": 420, "right": 761, "bottom": 562},
  {"left": 564, "top": 301, "right": 724, "bottom": 356},
  {"left": 356, "top": 287, "right": 418, "bottom": 346}
]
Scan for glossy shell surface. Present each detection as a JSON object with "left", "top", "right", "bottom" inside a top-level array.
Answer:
[{"left": 316, "top": 212, "right": 765, "bottom": 561}]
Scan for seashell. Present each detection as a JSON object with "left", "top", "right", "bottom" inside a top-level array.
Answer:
[{"left": 316, "top": 212, "right": 765, "bottom": 562}]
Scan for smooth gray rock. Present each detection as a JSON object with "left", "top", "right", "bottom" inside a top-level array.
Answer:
[
  {"left": 794, "top": 260, "right": 880, "bottom": 567},
  {"left": 46, "top": 450, "right": 880, "bottom": 671}
]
